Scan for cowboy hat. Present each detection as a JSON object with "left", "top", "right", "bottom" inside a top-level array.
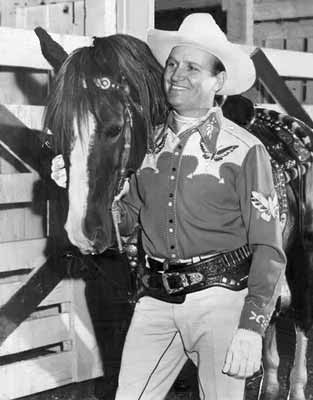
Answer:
[{"left": 147, "top": 13, "right": 256, "bottom": 96}]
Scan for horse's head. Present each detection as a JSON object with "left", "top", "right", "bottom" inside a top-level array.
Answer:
[{"left": 44, "top": 34, "right": 166, "bottom": 254}]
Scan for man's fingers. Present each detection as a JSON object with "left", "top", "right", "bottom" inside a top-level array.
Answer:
[
  {"left": 51, "top": 169, "right": 67, "bottom": 188},
  {"left": 222, "top": 348, "right": 233, "bottom": 375}
]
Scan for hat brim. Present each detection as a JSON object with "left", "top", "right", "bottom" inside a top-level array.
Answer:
[{"left": 147, "top": 29, "right": 256, "bottom": 96}]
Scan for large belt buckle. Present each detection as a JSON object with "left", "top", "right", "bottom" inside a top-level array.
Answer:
[{"left": 161, "top": 272, "right": 189, "bottom": 294}]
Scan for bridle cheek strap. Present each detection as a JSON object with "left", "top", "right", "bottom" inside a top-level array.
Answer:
[
  {"left": 111, "top": 104, "right": 133, "bottom": 253},
  {"left": 93, "top": 75, "right": 134, "bottom": 253}
]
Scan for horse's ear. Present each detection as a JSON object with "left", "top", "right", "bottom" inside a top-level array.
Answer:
[
  {"left": 222, "top": 95, "right": 255, "bottom": 128},
  {"left": 34, "top": 27, "right": 68, "bottom": 73}
]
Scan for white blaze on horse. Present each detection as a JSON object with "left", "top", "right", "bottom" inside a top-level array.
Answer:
[{"left": 40, "top": 32, "right": 313, "bottom": 400}]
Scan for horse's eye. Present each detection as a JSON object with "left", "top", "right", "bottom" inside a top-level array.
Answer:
[{"left": 106, "top": 126, "right": 122, "bottom": 138}]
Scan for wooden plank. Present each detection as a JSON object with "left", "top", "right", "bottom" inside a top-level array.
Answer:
[
  {"left": 0, "top": 27, "right": 91, "bottom": 70},
  {"left": 251, "top": 48, "right": 313, "bottom": 129},
  {"left": 226, "top": 0, "right": 254, "bottom": 44},
  {"left": 254, "top": 0, "right": 313, "bottom": 21},
  {"left": 0, "top": 352, "right": 73, "bottom": 399},
  {"left": 0, "top": 280, "right": 70, "bottom": 308},
  {"left": 0, "top": 313, "right": 70, "bottom": 356},
  {"left": 71, "top": 279, "right": 103, "bottom": 381},
  {"left": 0, "top": 252, "right": 68, "bottom": 346},
  {"left": 305, "top": 38, "right": 313, "bottom": 105},
  {"left": 0, "top": 204, "right": 46, "bottom": 243},
  {"left": 241, "top": 45, "right": 313, "bottom": 79},
  {"left": 0, "top": 238, "right": 47, "bottom": 272},
  {"left": 117, "top": 0, "right": 154, "bottom": 41},
  {"left": 254, "top": 19, "right": 313, "bottom": 42},
  {"left": 1, "top": 26, "right": 313, "bottom": 80},
  {"left": 155, "top": 0, "right": 221, "bottom": 10},
  {"left": 16, "top": 2, "right": 85, "bottom": 36},
  {"left": 0, "top": 104, "right": 51, "bottom": 174},
  {"left": 85, "top": 0, "right": 117, "bottom": 36},
  {"left": 0, "top": 0, "right": 79, "bottom": 27},
  {"left": 0, "top": 173, "right": 39, "bottom": 204},
  {"left": 73, "top": 1, "right": 85, "bottom": 36},
  {"left": 259, "top": 104, "right": 313, "bottom": 119},
  {"left": 0, "top": 208, "right": 27, "bottom": 242},
  {"left": 5, "top": 105, "right": 45, "bottom": 131},
  {"left": 0, "top": 67, "right": 49, "bottom": 105},
  {"left": 285, "top": 38, "right": 305, "bottom": 103}
]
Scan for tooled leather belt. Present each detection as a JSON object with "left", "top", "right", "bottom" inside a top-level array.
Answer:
[{"left": 141, "top": 245, "right": 252, "bottom": 304}]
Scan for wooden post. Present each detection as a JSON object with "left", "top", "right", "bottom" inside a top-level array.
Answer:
[
  {"left": 116, "top": 0, "right": 154, "bottom": 41},
  {"left": 225, "top": 0, "right": 254, "bottom": 44},
  {"left": 85, "top": 0, "right": 117, "bottom": 37}
]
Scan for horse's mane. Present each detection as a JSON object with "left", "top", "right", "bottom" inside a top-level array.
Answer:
[{"left": 44, "top": 34, "right": 167, "bottom": 154}]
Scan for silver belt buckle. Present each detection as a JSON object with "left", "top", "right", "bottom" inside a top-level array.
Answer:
[{"left": 162, "top": 272, "right": 189, "bottom": 294}]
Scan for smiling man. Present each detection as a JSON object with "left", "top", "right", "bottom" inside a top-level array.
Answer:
[
  {"left": 113, "top": 13, "right": 286, "bottom": 400},
  {"left": 164, "top": 47, "right": 225, "bottom": 118}
]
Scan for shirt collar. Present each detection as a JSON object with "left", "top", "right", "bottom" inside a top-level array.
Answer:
[{"left": 166, "top": 107, "right": 223, "bottom": 152}]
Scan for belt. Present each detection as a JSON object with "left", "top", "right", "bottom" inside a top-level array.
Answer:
[{"left": 142, "top": 245, "right": 252, "bottom": 301}]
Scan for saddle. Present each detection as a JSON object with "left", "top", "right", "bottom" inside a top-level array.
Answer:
[{"left": 248, "top": 108, "right": 313, "bottom": 221}]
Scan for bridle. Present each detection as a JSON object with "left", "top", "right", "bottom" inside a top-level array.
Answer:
[{"left": 93, "top": 75, "right": 139, "bottom": 253}]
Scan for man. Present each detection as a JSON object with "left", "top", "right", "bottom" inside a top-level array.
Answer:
[
  {"left": 114, "top": 14, "right": 286, "bottom": 400},
  {"left": 52, "top": 13, "right": 286, "bottom": 400}
]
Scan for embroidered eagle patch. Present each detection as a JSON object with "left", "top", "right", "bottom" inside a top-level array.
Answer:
[
  {"left": 201, "top": 144, "right": 239, "bottom": 161},
  {"left": 251, "top": 191, "right": 279, "bottom": 222}
]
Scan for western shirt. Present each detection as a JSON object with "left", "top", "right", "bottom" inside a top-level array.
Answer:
[{"left": 119, "top": 107, "right": 286, "bottom": 336}]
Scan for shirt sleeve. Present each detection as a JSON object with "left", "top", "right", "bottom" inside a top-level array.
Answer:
[
  {"left": 236, "top": 144, "right": 287, "bottom": 336},
  {"left": 118, "top": 173, "right": 143, "bottom": 236}
]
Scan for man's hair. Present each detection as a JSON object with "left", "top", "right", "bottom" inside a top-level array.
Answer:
[{"left": 212, "top": 57, "right": 225, "bottom": 75}]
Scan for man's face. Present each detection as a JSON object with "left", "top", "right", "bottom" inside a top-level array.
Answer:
[{"left": 164, "top": 46, "right": 222, "bottom": 117}]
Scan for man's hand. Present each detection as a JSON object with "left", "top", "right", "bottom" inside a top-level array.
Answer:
[
  {"left": 51, "top": 154, "right": 67, "bottom": 188},
  {"left": 222, "top": 328, "right": 262, "bottom": 379}
]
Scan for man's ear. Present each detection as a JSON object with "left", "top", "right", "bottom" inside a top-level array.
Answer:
[
  {"left": 34, "top": 27, "right": 68, "bottom": 73},
  {"left": 215, "top": 71, "right": 226, "bottom": 93}
]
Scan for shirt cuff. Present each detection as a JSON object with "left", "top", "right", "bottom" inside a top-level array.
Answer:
[{"left": 238, "top": 300, "right": 272, "bottom": 336}]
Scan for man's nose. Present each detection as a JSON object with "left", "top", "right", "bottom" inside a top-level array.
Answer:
[{"left": 171, "top": 67, "right": 185, "bottom": 81}]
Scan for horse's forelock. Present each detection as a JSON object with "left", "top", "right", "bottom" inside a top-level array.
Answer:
[
  {"left": 92, "top": 35, "right": 167, "bottom": 146},
  {"left": 43, "top": 45, "right": 116, "bottom": 155}
]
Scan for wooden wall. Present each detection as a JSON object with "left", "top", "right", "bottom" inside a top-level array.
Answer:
[{"left": 0, "top": 29, "right": 103, "bottom": 400}]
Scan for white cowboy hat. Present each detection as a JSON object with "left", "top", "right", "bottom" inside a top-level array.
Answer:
[{"left": 147, "top": 13, "right": 256, "bottom": 96}]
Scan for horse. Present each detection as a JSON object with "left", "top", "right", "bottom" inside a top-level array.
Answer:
[{"left": 40, "top": 32, "right": 313, "bottom": 400}]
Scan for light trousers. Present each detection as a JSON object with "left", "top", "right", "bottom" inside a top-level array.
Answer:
[{"left": 115, "top": 287, "right": 248, "bottom": 400}]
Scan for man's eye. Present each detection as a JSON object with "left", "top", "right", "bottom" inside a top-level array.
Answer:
[
  {"left": 188, "top": 65, "right": 199, "bottom": 72},
  {"left": 166, "top": 61, "right": 175, "bottom": 68}
]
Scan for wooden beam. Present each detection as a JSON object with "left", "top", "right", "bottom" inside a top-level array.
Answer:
[
  {"left": 241, "top": 45, "right": 313, "bottom": 79},
  {"left": 251, "top": 48, "right": 313, "bottom": 128},
  {"left": 0, "top": 254, "right": 67, "bottom": 346},
  {"left": 254, "top": 19, "right": 313, "bottom": 42},
  {"left": 226, "top": 0, "right": 254, "bottom": 44},
  {"left": 259, "top": 103, "right": 313, "bottom": 120},
  {"left": 0, "top": 104, "right": 48, "bottom": 173},
  {"left": 155, "top": 0, "right": 221, "bottom": 10},
  {"left": 0, "top": 280, "right": 70, "bottom": 308},
  {"left": 117, "top": 0, "right": 154, "bottom": 41},
  {"left": 254, "top": 0, "right": 313, "bottom": 21},
  {"left": 0, "top": 238, "right": 47, "bottom": 272},
  {"left": 0, "top": 313, "right": 70, "bottom": 356},
  {"left": 0, "top": 173, "right": 39, "bottom": 204},
  {"left": 85, "top": 0, "right": 117, "bottom": 36},
  {"left": 0, "top": 352, "right": 73, "bottom": 399},
  {"left": 0, "top": 27, "right": 91, "bottom": 70}
]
